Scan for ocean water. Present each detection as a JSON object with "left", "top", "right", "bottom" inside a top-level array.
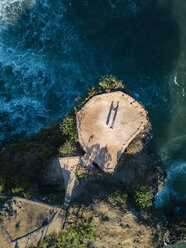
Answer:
[
  {"left": 164, "top": 242, "right": 186, "bottom": 248},
  {"left": 0, "top": 0, "right": 185, "bottom": 210}
]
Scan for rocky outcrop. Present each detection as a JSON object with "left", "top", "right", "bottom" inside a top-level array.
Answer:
[{"left": 116, "top": 149, "right": 166, "bottom": 193}]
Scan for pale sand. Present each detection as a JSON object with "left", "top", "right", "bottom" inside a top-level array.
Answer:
[{"left": 77, "top": 91, "right": 148, "bottom": 172}]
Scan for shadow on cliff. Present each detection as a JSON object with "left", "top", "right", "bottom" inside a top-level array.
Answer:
[{"left": 72, "top": 147, "right": 166, "bottom": 211}]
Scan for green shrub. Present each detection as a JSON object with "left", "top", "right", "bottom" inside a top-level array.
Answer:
[
  {"left": 126, "top": 138, "right": 143, "bottom": 154},
  {"left": 57, "top": 217, "right": 98, "bottom": 248},
  {"left": 98, "top": 75, "right": 124, "bottom": 92},
  {"left": 108, "top": 191, "right": 128, "bottom": 206},
  {"left": 59, "top": 140, "right": 77, "bottom": 157},
  {"left": 36, "top": 217, "right": 98, "bottom": 248},
  {"left": 59, "top": 114, "right": 77, "bottom": 141},
  {"left": 12, "top": 178, "right": 28, "bottom": 194},
  {"left": 134, "top": 185, "right": 154, "bottom": 208},
  {"left": 37, "top": 242, "right": 50, "bottom": 248},
  {"left": 75, "top": 75, "right": 127, "bottom": 113}
]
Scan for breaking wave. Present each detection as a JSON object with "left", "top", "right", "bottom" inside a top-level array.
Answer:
[
  {"left": 0, "top": 0, "right": 147, "bottom": 146},
  {"left": 155, "top": 161, "right": 186, "bottom": 208},
  {"left": 0, "top": 0, "right": 37, "bottom": 26}
]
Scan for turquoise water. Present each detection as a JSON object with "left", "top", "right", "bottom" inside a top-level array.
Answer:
[
  {"left": 164, "top": 242, "right": 186, "bottom": 248},
  {"left": 0, "top": 0, "right": 185, "bottom": 210}
]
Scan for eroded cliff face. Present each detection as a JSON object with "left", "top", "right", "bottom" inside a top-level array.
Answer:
[{"left": 116, "top": 149, "right": 166, "bottom": 194}]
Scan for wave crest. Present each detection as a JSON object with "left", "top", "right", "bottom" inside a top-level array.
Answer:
[
  {"left": 0, "top": 0, "right": 36, "bottom": 26},
  {"left": 155, "top": 161, "right": 186, "bottom": 208}
]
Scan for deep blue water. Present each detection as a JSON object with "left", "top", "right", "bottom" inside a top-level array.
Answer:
[{"left": 0, "top": 0, "right": 185, "bottom": 210}]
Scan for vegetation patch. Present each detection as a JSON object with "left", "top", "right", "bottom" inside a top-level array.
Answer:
[
  {"left": 12, "top": 177, "right": 28, "bottom": 194},
  {"left": 108, "top": 191, "right": 128, "bottom": 207},
  {"left": 74, "top": 164, "right": 102, "bottom": 183},
  {"left": 133, "top": 185, "right": 154, "bottom": 208},
  {"left": 59, "top": 114, "right": 77, "bottom": 142},
  {"left": 75, "top": 75, "right": 128, "bottom": 113},
  {"left": 126, "top": 137, "right": 144, "bottom": 154},
  {"left": 59, "top": 140, "right": 77, "bottom": 157},
  {"left": 0, "top": 177, "right": 4, "bottom": 194},
  {"left": 35, "top": 217, "right": 98, "bottom": 248}
]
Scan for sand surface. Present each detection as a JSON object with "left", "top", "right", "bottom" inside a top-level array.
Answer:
[{"left": 77, "top": 91, "right": 148, "bottom": 172}]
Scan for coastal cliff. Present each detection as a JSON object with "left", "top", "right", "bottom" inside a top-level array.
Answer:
[{"left": 0, "top": 76, "right": 185, "bottom": 247}]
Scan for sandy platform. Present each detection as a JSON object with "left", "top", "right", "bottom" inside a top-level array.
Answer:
[{"left": 77, "top": 91, "right": 148, "bottom": 172}]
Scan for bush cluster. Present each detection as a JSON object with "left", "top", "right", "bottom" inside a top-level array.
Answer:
[
  {"left": 0, "top": 177, "right": 4, "bottom": 194},
  {"left": 126, "top": 137, "right": 143, "bottom": 154},
  {"left": 59, "top": 114, "right": 77, "bottom": 141},
  {"left": 36, "top": 217, "right": 98, "bottom": 248},
  {"left": 108, "top": 191, "right": 128, "bottom": 206},
  {"left": 134, "top": 185, "right": 154, "bottom": 208},
  {"left": 11, "top": 177, "right": 28, "bottom": 194},
  {"left": 75, "top": 75, "right": 128, "bottom": 113},
  {"left": 59, "top": 140, "right": 77, "bottom": 157}
]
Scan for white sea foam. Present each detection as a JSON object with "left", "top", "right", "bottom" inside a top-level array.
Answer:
[
  {"left": 182, "top": 88, "right": 185, "bottom": 97},
  {"left": 174, "top": 75, "right": 179, "bottom": 86},
  {"left": 0, "top": 0, "right": 36, "bottom": 26},
  {"left": 0, "top": 96, "right": 49, "bottom": 142},
  {"left": 155, "top": 161, "right": 186, "bottom": 208},
  {"left": 0, "top": 0, "right": 88, "bottom": 144}
]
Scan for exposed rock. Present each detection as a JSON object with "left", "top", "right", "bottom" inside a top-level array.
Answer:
[{"left": 116, "top": 149, "right": 166, "bottom": 194}]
